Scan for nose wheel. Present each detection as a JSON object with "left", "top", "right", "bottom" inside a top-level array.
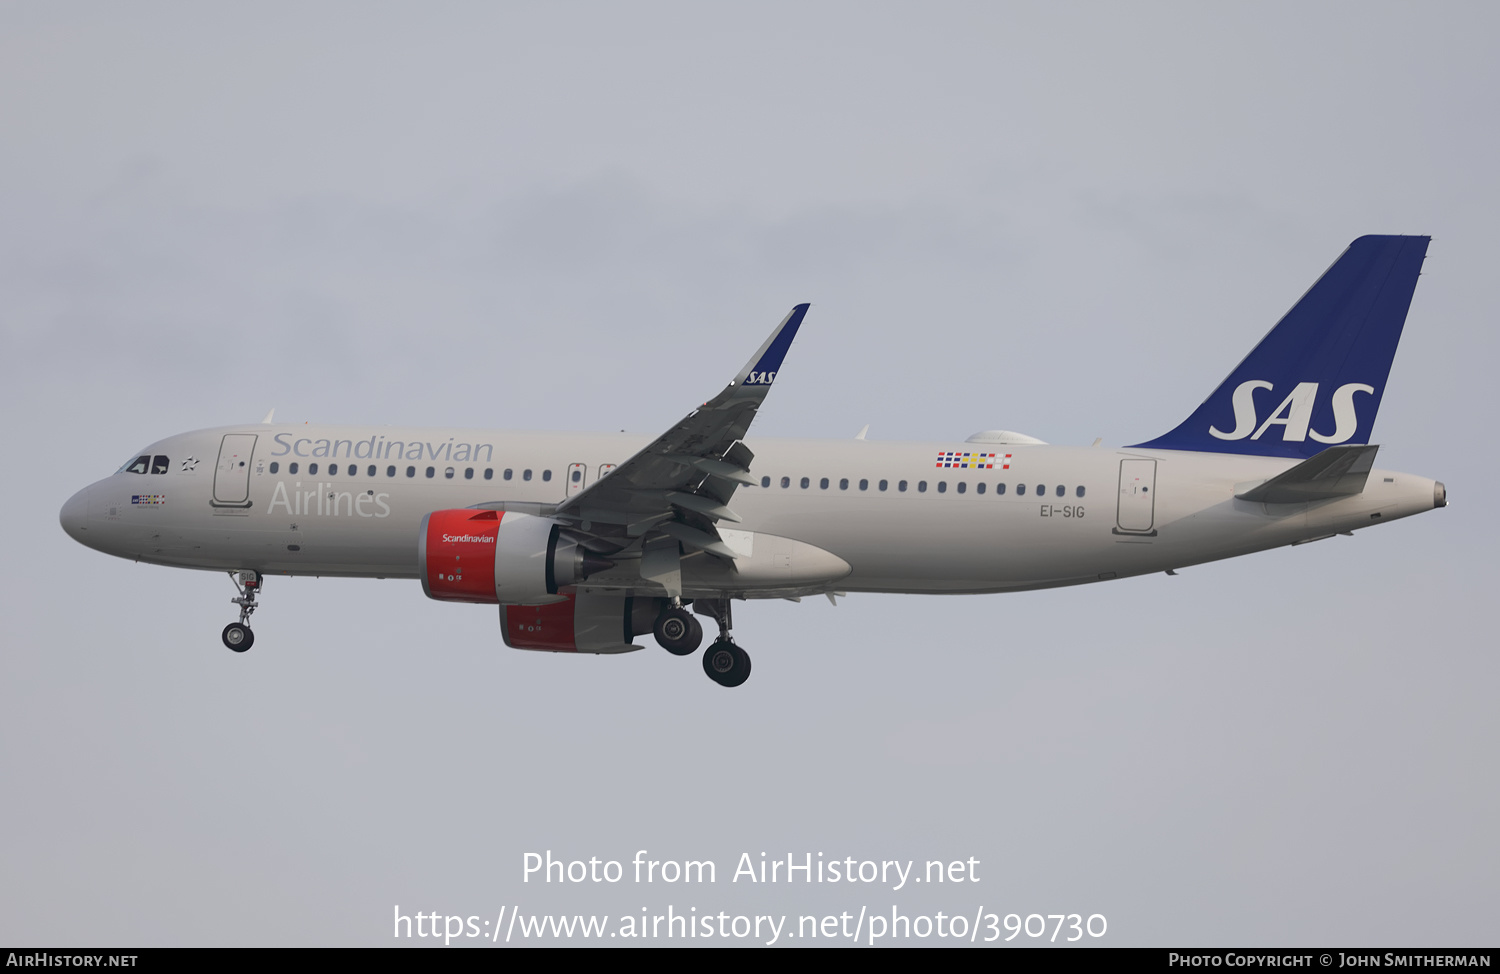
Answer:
[
  {"left": 221, "top": 622, "right": 254, "bottom": 652},
  {"left": 222, "top": 570, "right": 262, "bottom": 653}
]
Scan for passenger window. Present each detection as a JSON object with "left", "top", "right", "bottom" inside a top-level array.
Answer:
[
  {"left": 761, "top": 476, "right": 771, "bottom": 487},
  {"left": 124, "top": 455, "right": 150, "bottom": 474},
  {"left": 781, "top": 476, "right": 790, "bottom": 488},
  {"left": 309, "top": 463, "right": 319, "bottom": 475},
  {"left": 976, "top": 482, "right": 985, "bottom": 494},
  {"left": 465, "top": 468, "right": 474, "bottom": 480},
  {"left": 269, "top": 462, "right": 279, "bottom": 474},
  {"left": 898, "top": 480, "right": 908, "bottom": 492},
  {"left": 839, "top": 478, "right": 849, "bottom": 490},
  {"left": 152, "top": 455, "right": 169, "bottom": 474},
  {"left": 1055, "top": 484, "right": 1065, "bottom": 497},
  {"left": 484, "top": 469, "right": 493, "bottom": 480},
  {"left": 918, "top": 481, "right": 928, "bottom": 493},
  {"left": 1016, "top": 483, "right": 1025, "bottom": 496},
  {"left": 368, "top": 465, "right": 377, "bottom": 477},
  {"left": 1076, "top": 485, "right": 1086, "bottom": 498},
  {"left": 879, "top": 480, "right": 888, "bottom": 491},
  {"left": 523, "top": 469, "right": 533, "bottom": 481},
  {"left": 996, "top": 482, "right": 1005, "bottom": 495},
  {"left": 425, "top": 466, "right": 435, "bottom": 478},
  {"left": 956, "top": 482, "right": 966, "bottom": 494},
  {"left": 445, "top": 467, "right": 455, "bottom": 479},
  {"left": 504, "top": 469, "right": 513, "bottom": 481},
  {"left": 406, "top": 466, "right": 415, "bottom": 478},
  {"left": 800, "top": 477, "right": 809, "bottom": 489},
  {"left": 289, "top": 462, "right": 299, "bottom": 475},
  {"left": 329, "top": 464, "right": 339, "bottom": 476},
  {"left": 859, "top": 479, "right": 868, "bottom": 491},
  {"left": 571, "top": 469, "right": 581, "bottom": 482},
  {"left": 1035, "top": 484, "right": 1044, "bottom": 495},
  {"left": 387, "top": 465, "right": 396, "bottom": 477},
  {"left": 820, "top": 477, "right": 829, "bottom": 489},
  {"left": 937, "top": 481, "right": 946, "bottom": 493},
  {"left": 543, "top": 470, "right": 552, "bottom": 482}
]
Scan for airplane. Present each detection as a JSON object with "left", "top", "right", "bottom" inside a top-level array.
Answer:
[{"left": 59, "top": 235, "right": 1445, "bottom": 687}]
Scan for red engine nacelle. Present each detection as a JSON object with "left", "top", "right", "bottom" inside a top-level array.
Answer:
[
  {"left": 419, "top": 509, "right": 645, "bottom": 651},
  {"left": 501, "top": 594, "right": 660, "bottom": 654},
  {"left": 420, "top": 509, "right": 503, "bottom": 603},
  {"left": 418, "top": 509, "right": 612, "bottom": 605}
]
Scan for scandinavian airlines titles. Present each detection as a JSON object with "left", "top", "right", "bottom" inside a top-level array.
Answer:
[
  {"left": 267, "top": 481, "right": 392, "bottom": 518},
  {"left": 270, "top": 432, "right": 495, "bottom": 464}
]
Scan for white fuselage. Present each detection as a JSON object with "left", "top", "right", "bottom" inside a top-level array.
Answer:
[{"left": 61, "top": 424, "right": 1443, "bottom": 598}]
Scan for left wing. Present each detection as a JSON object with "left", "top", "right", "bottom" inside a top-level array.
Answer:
[{"left": 551, "top": 303, "right": 809, "bottom": 558}]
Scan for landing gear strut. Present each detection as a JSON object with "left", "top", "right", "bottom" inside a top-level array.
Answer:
[
  {"left": 221, "top": 570, "right": 261, "bottom": 653},
  {"left": 695, "top": 599, "right": 751, "bottom": 688},
  {"left": 653, "top": 602, "right": 703, "bottom": 656}
]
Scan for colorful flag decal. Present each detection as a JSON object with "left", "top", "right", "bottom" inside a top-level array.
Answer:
[{"left": 935, "top": 452, "right": 1010, "bottom": 470}]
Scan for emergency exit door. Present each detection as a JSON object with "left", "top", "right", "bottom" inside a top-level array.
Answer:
[{"left": 1116, "top": 458, "right": 1157, "bottom": 534}]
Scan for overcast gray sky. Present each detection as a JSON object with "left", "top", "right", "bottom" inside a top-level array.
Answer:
[{"left": 2, "top": 2, "right": 1495, "bottom": 947}]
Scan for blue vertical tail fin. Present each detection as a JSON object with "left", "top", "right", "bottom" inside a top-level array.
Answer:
[{"left": 1130, "top": 235, "right": 1430, "bottom": 459}]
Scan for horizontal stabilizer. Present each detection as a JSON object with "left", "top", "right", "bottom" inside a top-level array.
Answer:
[{"left": 1236, "top": 444, "right": 1379, "bottom": 503}]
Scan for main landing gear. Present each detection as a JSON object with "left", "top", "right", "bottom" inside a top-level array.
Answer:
[
  {"left": 702, "top": 640, "right": 751, "bottom": 688},
  {"left": 221, "top": 570, "right": 261, "bottom": 653},
  {"left": 652, "top": 599, "right": 752, "bottom": 687},
  {"left": 652, "top": 599, "right": 751, "bottom": 687},
  {"left": 653, "top": 602, "right": 703, "bottom": 656}
]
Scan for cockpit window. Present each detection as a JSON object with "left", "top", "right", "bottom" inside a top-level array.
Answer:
[
  {"left": 122, "top": 455, "right": 150, "bottom": 475},
  {"left": 151, "top": 455, "right": 169, "bottom": 474}
]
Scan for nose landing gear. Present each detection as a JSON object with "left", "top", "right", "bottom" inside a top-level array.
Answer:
[
  {"left": 221, "top": 570, "right": 261, "bottom": 653},
  {"left": 221, "top": 622, "right": 253, "bottom": 652}
]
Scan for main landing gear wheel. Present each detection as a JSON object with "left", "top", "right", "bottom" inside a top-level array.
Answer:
[
  {"left": 221, "top": 623, "right": 254, "bottom": 653},
  {"left": 702, "top": 639, "right": 751, "bottom": 688},
  {"left": 654, "top": 606, "right": 703, "bottom": 656}
]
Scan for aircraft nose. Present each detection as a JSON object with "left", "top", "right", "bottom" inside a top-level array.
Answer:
[{"left": 60, "top": 485, "right": 90, "bottom": 542}]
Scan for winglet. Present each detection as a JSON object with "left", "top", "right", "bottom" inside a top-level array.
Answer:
[{"left": 731, "top": 303, "right": 809, "bottom": 389}]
